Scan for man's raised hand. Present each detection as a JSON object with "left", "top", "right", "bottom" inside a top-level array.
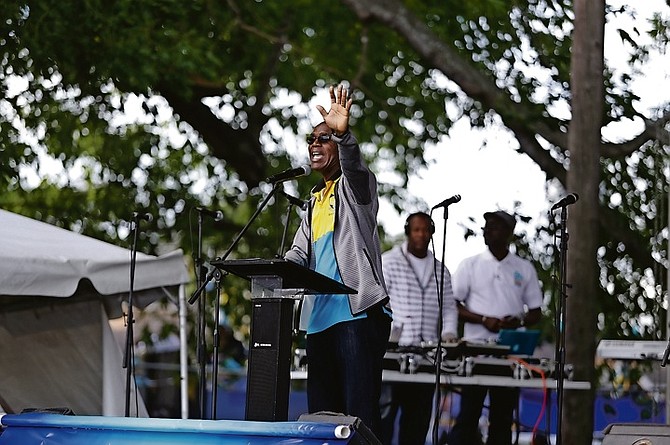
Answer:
[{"left": 316, "top": 84, "right": 352, "bottom": 136}]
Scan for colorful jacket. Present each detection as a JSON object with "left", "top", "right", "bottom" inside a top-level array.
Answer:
[{"left": 284, "top": 131, "right": 390, "bottom": 328}]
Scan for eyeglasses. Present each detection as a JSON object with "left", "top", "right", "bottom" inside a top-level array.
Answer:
[{"left": 306, "top": 133, "right": 334, "bottom": 145}]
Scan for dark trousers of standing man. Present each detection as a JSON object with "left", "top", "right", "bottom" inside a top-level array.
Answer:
[
  {"left": 447, "top": 385, "right": 517, "bottom": 445},
  {"left": 305, "top": 306, "right": 391, "bottom": 438},
  {"left": 379, "top": 382, "right": 434, "bottom": 445}
]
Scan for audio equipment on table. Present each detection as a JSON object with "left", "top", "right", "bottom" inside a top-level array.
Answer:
[
  {"left": 596, "top": 339, "right": 666, "bottom": 360},
  {"left": 460, "top": 356, "right": 573, "bottom": 380},
  {"left": 383, "top": 349, "right": 463, "bottom": 375},
  {"left": 462, "top": 357, "right": 516, "bottom": 378},
  {"left": 294, "top": 347, "right": 574, "bottom": 382},
  {"left": 383, "top": 341, "right": 509, "bottom": 375},
  {"left": 455, "top": 341, "right": 511, "bottom": 358}
]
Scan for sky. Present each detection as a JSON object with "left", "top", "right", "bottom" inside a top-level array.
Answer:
[{"left": 376, "top": 120, "right": 548, "bottom": 271}]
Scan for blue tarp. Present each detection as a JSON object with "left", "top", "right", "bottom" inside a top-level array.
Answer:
[
  {"left": 518, "top": 389, "right": 665, "bottom": 435},
  {"left": 0, "top": 412, "right": 366, "bottom": 445}
]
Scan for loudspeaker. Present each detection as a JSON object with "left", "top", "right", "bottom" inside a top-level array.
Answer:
[
  {"left": 602, "top": 423, "right": 670, "bottom": 444},
  {"left": 245, "top": 297, "right": 295, "bottom": 421},
  {"left": 404, "top": 212, "right": 435, "bottom": 235},
  {"left": 298, "top": 412, "right": 382, "bottom": 445}
]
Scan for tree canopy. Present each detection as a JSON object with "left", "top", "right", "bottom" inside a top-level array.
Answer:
[
  {"left": 1, "top": 1, "right": 670, "bottom": 440},
  {"left": 2, "top": 0, "right": 668, "bottom": 333}
]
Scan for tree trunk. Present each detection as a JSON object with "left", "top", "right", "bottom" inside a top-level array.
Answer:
[{"left": 562, "top": 0, "right": 605, "bottom": 444}]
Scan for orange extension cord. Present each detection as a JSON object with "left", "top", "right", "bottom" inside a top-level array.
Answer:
[{"left": 513, "top": 357, "right": 549, "bottom": 441}]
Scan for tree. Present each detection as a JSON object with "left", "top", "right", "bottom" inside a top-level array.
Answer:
[
  {"left": 563, "top": 0, "right": 605, "bottom": 441},
  {"left": 1, "top": 0, "right": 669, "bottom": 438}
]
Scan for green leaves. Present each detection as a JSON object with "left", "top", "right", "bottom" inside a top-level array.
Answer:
[{"left": 1, "top": 0, "right": 668, "bottom": 348}]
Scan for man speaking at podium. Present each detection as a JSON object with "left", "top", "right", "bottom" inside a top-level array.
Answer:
[{"left": 284, "top": 84, "right": 392, "bottom": 437}]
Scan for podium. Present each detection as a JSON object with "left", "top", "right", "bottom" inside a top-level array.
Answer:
[{"left": 212, "top": 258, "right": 355, "bottom": 421}]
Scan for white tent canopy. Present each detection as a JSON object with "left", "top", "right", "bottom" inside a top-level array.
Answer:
[
  {"left": 0, "top": 209, "right": 190, "bottom": 417},
  {"left": 0, "top": 209, "right": 188, "bottom": 299}
]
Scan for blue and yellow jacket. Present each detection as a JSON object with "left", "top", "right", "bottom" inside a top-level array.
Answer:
[{"left": 284, "top": 131, "right": 390, "bottom": 329}]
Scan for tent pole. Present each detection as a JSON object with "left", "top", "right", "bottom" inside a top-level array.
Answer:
[
  {"left": 666, "top": 168, "right": 669, "bottom": 425},
  {"left": 179, "top": 284, "right": 189, "bottom": 419}
]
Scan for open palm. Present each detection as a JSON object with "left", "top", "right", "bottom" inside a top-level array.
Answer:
[{"left": 316, "top": 84, "right": 352, "bottom": 135}]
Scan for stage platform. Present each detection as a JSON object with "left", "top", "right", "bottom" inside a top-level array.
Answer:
[{"left": 0, "top": 412, "right": 379, "bottom": 445}]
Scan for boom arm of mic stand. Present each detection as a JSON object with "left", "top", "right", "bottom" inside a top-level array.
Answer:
[
  {"left": 662, "top": 339, "right": 670, "bottom": 367},
  {"left": 188, "top": 268, "right": 223, "bottom": 304},
  {"left": 188, "top": 183, "right": 282, "bottom": 305},
  {"left": 277, "top": 203, "right": 295, "bottom": 258}
]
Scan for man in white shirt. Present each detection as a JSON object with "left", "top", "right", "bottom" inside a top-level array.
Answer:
[
  {"left": 447, "top": 210, "right": 543, "bottom": 445},
  {"left": 380, "top": 212, "right": 458, "bottom": 445}
]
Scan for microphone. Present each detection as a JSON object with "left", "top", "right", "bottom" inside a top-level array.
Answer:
[
  {"left": 132, "top": 212, "right": 153, "bottom": 222},
  {"left": 432, "top": 194, "right": 461, "bottom": 209},
  {"left": 279, "top": 190, "right": 308, "bottom": 211},
  {"left": 195, "top": 206, "right": 224, "bottom": 221},
  {"left": 551, "top": 193, "right": 579, "bottom": 211},
  {"left": 266, "top": 165, "right": 312, "bottom": 184}
]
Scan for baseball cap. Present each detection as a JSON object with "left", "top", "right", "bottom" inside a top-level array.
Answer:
[{"left": 483, "top": 210, "right": 516, "bottom": 230}]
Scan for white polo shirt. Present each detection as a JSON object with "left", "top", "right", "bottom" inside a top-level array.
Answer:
[{"left": 453, "top": 249, "right": 543, "bottom": 341}]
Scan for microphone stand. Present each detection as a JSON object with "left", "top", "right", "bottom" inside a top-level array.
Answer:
[
  {"left": 661, "top": 341, "right": 670, "bottom": 367},
  {"left": 188, "top": 183, "right": 283, "bottom": 418},
  {"left": 189, "top": 182, "right": 283, "bottom": 305},
  {"left": 276, "top": 189, "right": 306, "bottom": 258},
  {"left": 278, "top": 203, "right": 296, "bottom": 258},
  {"left": 210, "top": 267, "right": 223, "bottom": 419},
  {"left": 553, "top": 206, "right": 570, "bottom": 445},
  {"left": 430, "top": 206, "right": 449, "bottom": 445},
  {"left": 123, "top": 213, "right": 143, "bottom": 417},
  {"left": 194, "top": 209, "right": 208, "bottom": 419}
]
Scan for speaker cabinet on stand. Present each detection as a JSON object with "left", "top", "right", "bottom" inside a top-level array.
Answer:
[{"left": 246, "top": 297, "right": 294, "bottom": 421}]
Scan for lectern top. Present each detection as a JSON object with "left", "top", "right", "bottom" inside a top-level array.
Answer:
[{"left": 210, "top": 258, "right": 356, "bottom": 294}]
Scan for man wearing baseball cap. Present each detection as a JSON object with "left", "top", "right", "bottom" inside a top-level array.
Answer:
[{"left": 447, "top": 210, "right": 543, "bottom": 445}]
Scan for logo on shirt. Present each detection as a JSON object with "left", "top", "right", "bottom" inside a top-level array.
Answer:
[{"left": 514, "top": 271, "right": 523, "bottom": 287}]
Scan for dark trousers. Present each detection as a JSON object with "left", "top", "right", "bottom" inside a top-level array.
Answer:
[
  {"left": 305, "top": 308, "right": 391, "bottom": 438},
  {"left": 379, "top": 382, "right": 434, "bottom": 445},
  {"left": 447, "top": 386, "right": 518, "bottom": 445}
]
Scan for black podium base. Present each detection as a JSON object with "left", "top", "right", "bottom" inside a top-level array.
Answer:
[{"left": 245, "top": 297, "right": 295, "bottom": 421}]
